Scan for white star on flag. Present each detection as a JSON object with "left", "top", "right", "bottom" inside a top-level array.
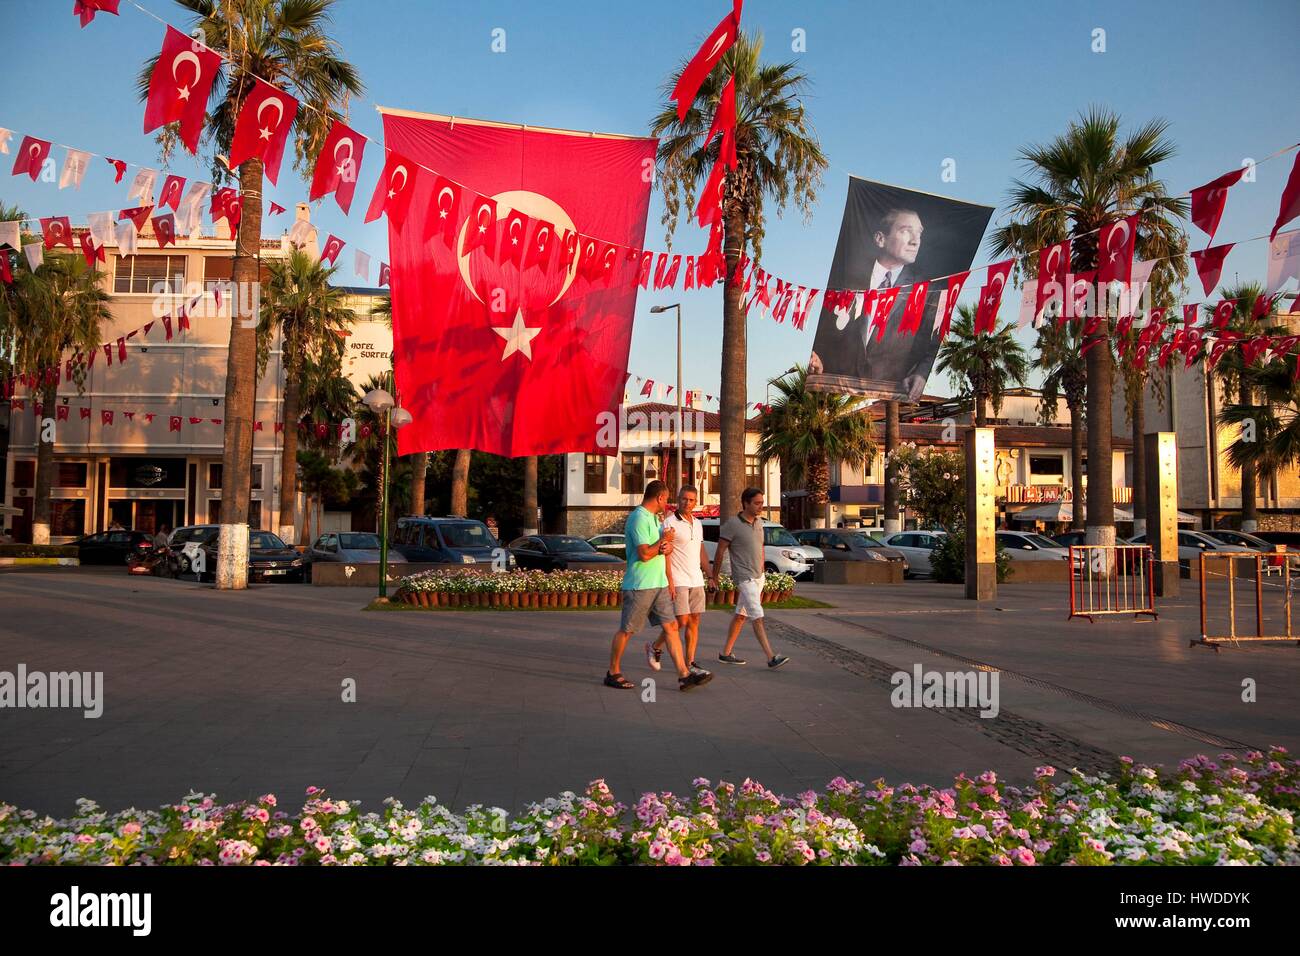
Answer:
[
  {"left": 127, "top": 168, "right": 158, "bottom": 204},
  {"left": 60, "top": 149, "right": 90, "bottom": 190},
  {"left": 354, "top": 248, "right": 371, "bottom": 282},
  {"left": 493, "top": 308, "right": 542, "bottom": 361}
]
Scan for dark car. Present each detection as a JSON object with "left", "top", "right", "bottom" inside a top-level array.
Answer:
[
  {"left": 1254, "top": 531, "right": 1300, "bottom": 549},
  {"left": 508, "top": 535, "right": 626, "bottom": 571},
  {"left": 168, "top": 525, "right": 304, "bottom": 582},
  {"left": 392, "top": 516, "right": 511, "bottom": 569},
  {"left": 301, "top": 532, "right": 409, "bottom": 582},
  {"left": 74, "top": 530, "right": 155, "bottom": 565},
  {"left": 793, "top": 529, "right": 909, "bottom": 575}
]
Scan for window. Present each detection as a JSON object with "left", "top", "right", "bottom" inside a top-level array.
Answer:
[
  {"left": 114, "top": 254, "right": 186, "bottom": 294},
  {"left": 438, "top": 522, "right": 490, "bottom": 548},
  {"left": 621, "top": 453, "right": 644, "bottom": 495},
  {"left": 709, "top": 454, "right": 721, "bottom": 484},
  {"left": 1029, "top": 456, "right": 1063, "bottom": 477},
  {"left": 50, "top": 499, "right": 86, "bottom": 537},
  {"left": 584, "top": 454, "right": 607, "bottom": 494},
  {"left": 203, "top": 255, "right": 271, "bottom": 286},
  {"left": 13, "top": 460, "right": 35, "bottom": 488},
  {"left": 56, "top": 462, "right": 88, "bottom": 488},
  {"left": 208, "top": 463, "right": 261, "bottom": 490},
  {"left": 248, "top": 500, "right": 262, "bottom": 530},
  {"left": 745, "top": 455, "right": 762, "bottom": 487}
]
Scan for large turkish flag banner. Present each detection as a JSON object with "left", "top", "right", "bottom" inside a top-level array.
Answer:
[{"left": 380, "top": 109, "right": 656, "bottom": 458}]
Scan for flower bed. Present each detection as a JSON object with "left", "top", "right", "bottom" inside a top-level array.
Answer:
[
  {"left": 395, "top": 569, "right": 797, "bottom": 609},
  {"left": 3, "top": 749, "right": 1295, "bottom": 865}
]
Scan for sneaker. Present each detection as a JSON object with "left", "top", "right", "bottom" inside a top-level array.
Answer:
[
  {"left": 768, "top": 654, "right": 790, "bottom": 669},
  {"left": 717, "top": 653, "right": 747, "bottom": 665},
  {"left": 679, "top": 670, "right": 714, "bottom": 691},
  {"left": 645, "top": 641, "right": 662, "bottom": 672},
  {"left": 688, "top": 661, "right": 707, "bottom": 675}
]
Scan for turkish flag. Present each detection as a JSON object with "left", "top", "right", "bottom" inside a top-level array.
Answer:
[
  {"left": 975, "top": 259, "right": 1014, "bottom": 334},
  {"left": 101, "top": 409, "right": 114, "bottom": 426},
  {"left": 1192, "top": 242, "right": 1234, "bottom": 296},
  {"left": 938, "top": 272, "right": 968, "bottom": 339},
  {"left": 500, "top": 207, "right": 530, "bottom": 266},
  {"left": 425, "top": 175, "right": 462, "bottom": 245},
  {"left": 522, "top": 218, "right": 555, "bottom": 272},
  {"left": 228, "top": 76, "right": 298, "bottom": 185},
  {"left": 637, "top": 250, "right": 654, "bottom": 288},
  {"left": 1212, "top": 299, "right": 1237, "bottom": 330},
  {"left": 152, "top": 213, "right": 176, "bottom": 248},
  {"left": 74, "top": 0, "right": 120, "bottom": 27},
  {"left": 143, "top": 26, "right": 222, "bottom": 154},
  {"left": 899, "top": 281, "right": 930, "bottom": 335},
  {"left": 663, "top": 254, "right": 683, "bottom": 289},
  {"left": 11, "top": 136, "right": 51, "bottom": 180},
  {"left": 119, "top": 205, "right": 154, "bottom": 232},
  {"left": 320, "top": 233, "right": 345, "bottom": 265},
  {"left": 1270, "top": 151, "right": 1300, "bottom": 242},
  {"left": 1190, "top": 168, "right": 1245, "bottom": 241},
  {"left": 56, "top": 404, "right": 69, "bottom": 422},
  {"left": 705, "top": 75, "right": 738, "bottom": 170},
  {"left": 671, "top": 4, "right": 743, "bottom": 122},
  {"left": 40, "top": 217, "right": 74, "bottom": 251},
  {"left": 310, "top": 119, "right": 367, "bottom": 215},
  {"left": 158, "top": 174, "right": 186, "bottom": 211},
  {"left": 378, "top": 109, "right": 655, "bottom": 457},
  {"left": 462, "top": 194, "right": 498, "bottom": 257},
  {"left": 1035, "top": 239, "right": 1070, "bottom": 319},
  {"left": 378, "top": 262, "right": 391, "bottom": 287},
  {"left": 106, "top": 157, "right": 127, "bottom": 183},
  {"left": 364, "top": 148, "right": 419, "bottom": 233},
  {"left": 211, "top": 188, "right": 241, "bottom": 230},
  {"left": 697, "top": 158, "right": 726, "bottom": 227},
  {"left": 1097, "top": 213, "right": 1139, "bottom": 284},
  {"left": 79, "top": 231, "right": 103, "bottom": 268}
]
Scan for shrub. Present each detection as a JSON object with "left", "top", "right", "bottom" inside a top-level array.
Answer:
[{"left": 929, "top": 529, "right": 1011, "bottom": 584}]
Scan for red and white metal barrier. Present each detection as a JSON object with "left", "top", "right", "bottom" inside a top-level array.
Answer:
[{"left": 1068, "top": 544, "right": 1158, "bottom": 621}]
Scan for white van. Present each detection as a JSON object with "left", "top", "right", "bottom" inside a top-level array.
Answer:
[{"left": 698, "top": 517, "right": 823, "bottom": 580}]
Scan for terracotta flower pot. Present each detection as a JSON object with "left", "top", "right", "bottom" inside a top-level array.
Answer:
[
  {"left": 416, "top": 592, "right": 429, "bottom": 607},
  {"left": 436, "top": 592, "right": 447, "bottom": 607}
]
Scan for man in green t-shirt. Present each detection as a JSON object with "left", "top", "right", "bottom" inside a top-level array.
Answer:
[{"left": 605, "top": 480, "right": 713, "bottom": 692}]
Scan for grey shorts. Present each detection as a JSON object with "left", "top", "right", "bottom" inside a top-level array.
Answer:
[
  {"left": 619, "top": 588, "right": 675, "bottom": 634},
  {"left": 672, "top": 586, "right": 706, "bottom": 616}
]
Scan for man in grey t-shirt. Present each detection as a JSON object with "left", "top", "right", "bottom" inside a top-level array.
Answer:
[{"left": 710, "top": 487, "right": 789, "bottom": 669}]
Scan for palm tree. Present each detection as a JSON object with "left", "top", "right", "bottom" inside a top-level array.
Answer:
[
  {"left": 1036, "top": 321, "right": 1088, "bottom": 529},
  {"left": 935, "top": 306, "right": 1030, "bottom": 427},
  {"left": 756, "top": 366, "right": 875, "bottom": 528},
  {"left": 1220, "top": 345, "right": 1300, "bottom": 501},
  {"left": 295, "top": 352, "right": 357, "bottom": 542},
  {"left": 989, "top": 108, "right": 1187, "bottom": 546},
  {"left": 1206, "top": 283, "right": 1289, "bottom": 530},
  {"left": 652, "top": 30, "right": 826, "bottom": 517},
  {"left": 0, "top": 253, "right": 110, "bottom": 543},
  {"left": 258, "top": 249, "right": 355, "bottom": 542},
  {"left": 138, "top": 0, "right": 363, "bottom": 588}
]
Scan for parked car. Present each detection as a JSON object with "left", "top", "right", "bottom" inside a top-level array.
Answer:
[
  {"left": 587, "top": 533, "right": 626, "bottom": 557},
  {"left": 879, "top": 530, "right": 947, "bottom": 577},
  {"left": 302, "top": 532, "right": 409, "bottom": 582},
  {"left": 995, "top": 531, "right": 1072, "bottom": 562},
  {"left": 391, "top": 516, "right": 512, "bottom": 569},
  {"left": 795, "top": 528, "right": 910, "bottom": 576},
  {"left": 167, "top": 526, "right": 304, "bottom": 582},
  {"left": 508, "top": 535, "right": 626, "bottom": 571},
  {"left": 700, "top": 518, "right": 821, "bottom": 580},
  {"left": 1202, "top": 529, "right": 1274, "bottom": 551},
  {"left": 1128, "top": 529, "right": 1236, "bottom": 565},
  {"left": 74, "top": 529, "right": 155, "bottom": 565},
  {"left": 1254, "top": 531, "right": 1300, "bottom": 549}
]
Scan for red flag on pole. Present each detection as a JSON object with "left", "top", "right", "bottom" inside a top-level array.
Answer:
[
  {"left": 670, "top": 3, "right": 743, "bottom": 122},
  {"left": 106, "top": 157, "right": 127, "bottom": 183},
  {"left": 11, "top": 136, "right": 51, "bottom": 181},
  {"left": 1097, "top": 213, "right": 1139, "bottom": 284},
  {"left": 320, "top": 234, "right": 345, "bottom": 266},
  {"left": 310, "top": 119, "right": 367, "bottom": 215},
  {"left": 1035, "top": 240, "right": 1070, "bottom": 318},
  {"left": 975, "top": 259, "right": 1013, "bottom": 334},
  {"left": 40, "top": 217, "right": 74, "bottom": 251},
  {"left": 143, "top": 27, "right": 222, "bottom": 154},
  {"left": 74, "top": 0, "right": 120, "bottom": 28},
  {"left": 704, "top": 75, "right": 738, "bottom": 170},
  {"left": 1191, "top": 243, "right": 1234, "bottom": 296},
  {"left": 364, "top": 149, "right": 420, "bottom": 233},
  {"left": 379, "top": 109, "right": 655, "bottom": 457},
  {"left": 228, "top": 76, "right": 299, "bottom": 185},
  {"left": 158, "top": 174, "right": 186, "bottom": 211},
  {"left": 152, "top": 213, "right": 176, "bottom": 248},
  {"left": 1190, "top": 168, "right": 1245, "bottom": 242}
]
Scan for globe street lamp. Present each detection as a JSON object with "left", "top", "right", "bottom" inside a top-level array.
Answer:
[{"left": 363, "top": 386, "right": 410, "bottom": 600}]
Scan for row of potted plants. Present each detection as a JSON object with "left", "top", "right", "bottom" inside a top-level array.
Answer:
[
  {"left": 395, "top": 569, "right": 797, "bottom": 608},
  {"left": 4, "top": 749, "right": 1294, "bottom": 865}
]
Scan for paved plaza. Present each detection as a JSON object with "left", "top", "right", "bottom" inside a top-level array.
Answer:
[{"left": 1, "top": 568, "right": 1297, "bottom": 816}]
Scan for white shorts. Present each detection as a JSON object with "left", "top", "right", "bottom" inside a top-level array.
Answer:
[{"left": 734, "top": 575, "right": 766, "bottom": 619}]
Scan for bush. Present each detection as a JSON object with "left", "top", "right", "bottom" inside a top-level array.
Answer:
[
  {"left": 0, "top": 544, "right": 78, "bottom": 558},
  {"left": 929, "top": 529, "right": 1011, "bottom": 584}
]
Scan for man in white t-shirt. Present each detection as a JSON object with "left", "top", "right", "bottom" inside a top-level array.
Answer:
[{"left": 647, "top": 485, "right": 712, "bottom": 676}]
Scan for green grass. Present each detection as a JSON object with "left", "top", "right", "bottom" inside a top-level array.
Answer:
[{"left": 366, "top": 595, "right": 834, "bottom": 612}]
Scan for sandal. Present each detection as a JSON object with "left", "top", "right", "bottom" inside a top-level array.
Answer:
[{"left": 604, "top": 672, "right": 634, "bottom": 689}]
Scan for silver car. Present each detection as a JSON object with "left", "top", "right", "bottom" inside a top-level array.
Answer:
[
  {"left": 879, "top": 530, "right": 946, "bottom": 577},
  {"left": 303, "top": 532, "right": 408, "bottom": 582}
]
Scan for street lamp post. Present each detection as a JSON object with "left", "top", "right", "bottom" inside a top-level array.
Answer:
[
  {"left": 363, "top": 386, "right": 411, "bottom": 601},
  {"left": 650, "top": 304, "right": 683, "bottom": 490}
]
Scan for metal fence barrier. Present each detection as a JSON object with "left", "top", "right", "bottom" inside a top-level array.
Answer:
[
  {"left": 1068, "top": 544, "right": 1158, "bottom": 622},
  {"left": 1195, "top": 551, "right": 1296, "bottom": 650}
]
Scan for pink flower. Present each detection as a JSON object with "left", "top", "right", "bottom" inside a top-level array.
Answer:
[{"left": 120, "top": 822, "right": 141, "bottom": 836}]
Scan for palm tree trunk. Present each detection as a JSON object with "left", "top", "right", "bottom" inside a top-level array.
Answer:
[
  {"left": 719, "top": 202, "right": 747, "bottom": 519},
  {"left": 278, "top": 367, "right": 300, "bottom": 543},
  {"left": 451, "top": 448, "right": 471, "bottom": 516},
  {"left": 807, "top": 450, "right": 829, "bottom": 528},
  {"left": 299, "top": 492, "right": 313, "bottom": 547},
  {"left": 522, "top": 455, "right": 538, "bottom": 534},
  {"left": 1069, "top": 411, "right": 1085, "bottom": 531},
  {"left": 975, "top": 394, "right": 989, "bottom": 428},
  {"left": 31, "top": 382, "right": 57, "bottom": 545},
  {"left": 216, "top": 156, "right": 264, "bottom": 589},
  {"left": 409, "top": 452, "right": 428, "bottom": 517},
  {"left": 1085, "top": 333, "right": 1116, "bottom": 548},
  {"left": 1131, "top": 391, "right": 1146, "bottom": 536},
  {"left": 883, "top": 401, "right": 900, "bottom": 533},
  {"left": 1239, "top": 378, "right": 1258, "bottom": 531}
]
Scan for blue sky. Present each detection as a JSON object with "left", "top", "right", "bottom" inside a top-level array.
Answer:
[{"left": 3, "top": 0, "right": 1298, "bottom": 402}]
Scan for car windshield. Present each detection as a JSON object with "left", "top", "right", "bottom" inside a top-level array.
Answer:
[
  {"left": 764, "top": 526, "right": 799, "bottom": 547},
  {"left": 173, "top": 527, "right": 217, "bottom": 545},
  {"left": 1026, "top": 534, "right": 1064, "bottom": 549},
  {"left": 250, "top": 533, "right": 287, "bottom": 550},
  {"left": 548, "top": 537, "right": 595, "bottom": 553},
  {"left": 439, "top": 523, "right": 491, "bottom": 548},
  {"left": 854, "top": 533, "right": 885, "bottom": 548},
  {"left": 338, "top": 533, "right": 381, "bottom": 550}
]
